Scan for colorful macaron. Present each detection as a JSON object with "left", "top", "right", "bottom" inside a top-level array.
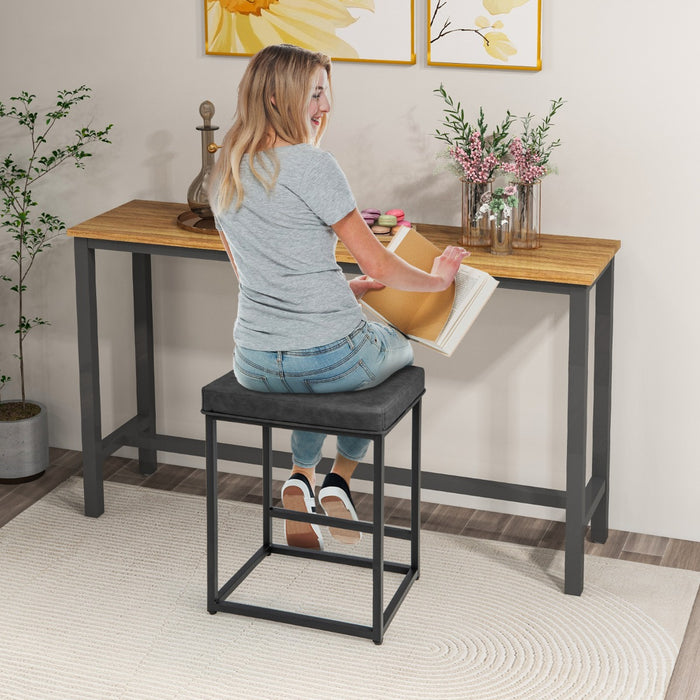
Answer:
[{"left": 377, "top": 214, "right": 398, "bottom": 227}]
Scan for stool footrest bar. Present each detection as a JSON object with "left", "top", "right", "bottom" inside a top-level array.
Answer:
[
  {"left": 218, "top": 545, "right": 270, "bottom": 601},
  {"left": 384, "top": 568, "right": 419, "bottom": 628},
  {"left": 269, "top": 544, "right": 410, "bottom": 574},
  {"left": 212, "top": 600, "right": 374, "bottom": 639},
  {"left": 271, "top": 506, "right": 413, "bottom": 540}
]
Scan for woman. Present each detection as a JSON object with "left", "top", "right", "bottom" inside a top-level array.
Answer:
[{"left": 209, "top": 44, "right": 467, "bottom": 550}]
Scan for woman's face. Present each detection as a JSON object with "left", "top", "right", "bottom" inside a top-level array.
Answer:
[{"left": 307, "top": 67, "right": 330, "bottom": 136}]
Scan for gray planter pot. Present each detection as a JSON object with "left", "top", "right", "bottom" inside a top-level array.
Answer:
[{"left": 0, "top": 400, "right": 49, "bottom": 481}]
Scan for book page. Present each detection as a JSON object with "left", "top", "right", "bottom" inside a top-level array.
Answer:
[
  {"left": 438, "top": 267, "right": 485, "bottom": 337},
  {"left": 436, "top": 266, "right": 499, "bottom": 352}
]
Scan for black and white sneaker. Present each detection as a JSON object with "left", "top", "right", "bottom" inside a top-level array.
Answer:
[
  {"left": 281, "top": 473, "right": 323, "bottom": 550},
  {"left": 318, "top": 472, "right": 361, "bottom": 544}
]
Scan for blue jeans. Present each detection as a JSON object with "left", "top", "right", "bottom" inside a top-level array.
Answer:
[{"left": 233, "top": 321, "right": 414, "bottom": 468}]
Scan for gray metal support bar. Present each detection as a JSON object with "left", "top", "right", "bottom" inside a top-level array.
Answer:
[
  {"left": 565, "top": 286, "right": 590, "bottom": 595},
  {"left": 411, "top": 400, "right": 422, "bottom": 573},
  {"left": 590, "top": 260, "right": 614, "bottom": 543},
  {"left": 132, "top": 253, "right": 157, "bottom": 475},
  {"left": 206, "top": 415, "right": 218, "bottom": 612},
  {"left": 74, "top": 237, "right": 104, "bottom": 517},
  {"left": 373, "top": 435, "right": 385, "bottom": 645},
  {"left": 262, "top": 426, "right": 272, "bottom": 547}
]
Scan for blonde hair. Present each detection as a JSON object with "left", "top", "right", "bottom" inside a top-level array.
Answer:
[{"left": 209, "top": 44, "right": 332, "bottom": 214}]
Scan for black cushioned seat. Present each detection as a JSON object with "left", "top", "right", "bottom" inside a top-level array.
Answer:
[
  {"left": 202, "top": 365, "right": 425, "bottom": 434},
  {"left": 202, "top": 364, "right": 425, "bottom": 644}
]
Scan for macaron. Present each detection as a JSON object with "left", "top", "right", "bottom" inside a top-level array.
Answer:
[
  {"left": 385, "top": 209, "right": 405, "bottom": 220},
  {"left": 377, "top": 214, "right": 398, "bottom": 227},
  {"left": 371, "top": 225, "right": 392, "bottom": 235}
]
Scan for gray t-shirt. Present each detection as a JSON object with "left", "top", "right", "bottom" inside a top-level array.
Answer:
[{"left": 216, "top": 143, "right": 363, "bottom": 351}]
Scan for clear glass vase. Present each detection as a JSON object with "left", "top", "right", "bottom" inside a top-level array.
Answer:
[
  {"left": 512, "top": 180, "right": 541, "bottom": 249},
  {"left": 490, "top": 213, "right": 513, "bottom": 256},
  {"left": 461, "top": 179, "right": 494, "bottom": 247}
]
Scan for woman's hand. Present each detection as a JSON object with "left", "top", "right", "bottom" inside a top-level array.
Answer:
[
  {"left": 349, "top": 275, "right": 385, "bottom": 299},
  {"left": 430, "top": 246, "right": 470, "bottom": 291}
]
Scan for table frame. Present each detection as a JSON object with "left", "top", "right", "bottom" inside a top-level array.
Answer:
[{"left": 73, "top": 229, "right": 614, "bottom": 597}]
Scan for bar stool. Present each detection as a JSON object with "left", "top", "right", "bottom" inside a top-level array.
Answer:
[{"left": 202, "top": 365, "right": 425, "bottom": 644}]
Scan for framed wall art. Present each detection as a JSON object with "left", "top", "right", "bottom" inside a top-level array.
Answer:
[
  {"left": 428, "top": 0, "right": 541, "bottom": 70},
  {"left": 205, "top": 0, "right": 415, "bottom": 65}
]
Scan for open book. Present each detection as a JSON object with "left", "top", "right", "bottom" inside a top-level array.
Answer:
[{"left": 360, "top": 227, "right": 498, "bottom": 357}]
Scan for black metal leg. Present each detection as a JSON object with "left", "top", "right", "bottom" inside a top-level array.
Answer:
[
  {"left": 565, "top": 287, "right": 590, "bottom": 595},
  {"left": 262, "top": 426, "right": 273, "bottom": 548},
  {"left": 373, "top": 436, "right": 385, "bottom": 645},
  {"left": 132, "top": 253, "right": 157, "bottom": 475},
  {"left": 590, "top": 262, "right": 614, "bottom": 543},
  {"left": 411, "top": 400, "right": 422, "bottom": 575},
  {"left": 206, "top": 415, "right": 218, "bottom": 613},
  {"left": 74, "top": 238, "right": 104, "bottom": 518}
]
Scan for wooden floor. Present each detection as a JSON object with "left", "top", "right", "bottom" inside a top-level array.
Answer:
[{"left": 2, "top": 448, "right": 699, "bottom": 699}]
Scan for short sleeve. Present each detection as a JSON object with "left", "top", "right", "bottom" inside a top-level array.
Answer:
[{"left": 293, "top": 149, "right": 356, "bottom": 226}]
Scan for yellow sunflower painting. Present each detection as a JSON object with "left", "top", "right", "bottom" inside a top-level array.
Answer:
[{"left": 206, "top": 0, "right": 381, "bottom": 60}]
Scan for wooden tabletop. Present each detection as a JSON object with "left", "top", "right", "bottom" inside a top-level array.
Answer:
[{"left": 68, "top": 199, "right": 621, "bottom": 286}]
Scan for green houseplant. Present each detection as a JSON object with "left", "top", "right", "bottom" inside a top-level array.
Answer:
[{"left": 0, "top": 86, "right": 112, "bottom": 479}]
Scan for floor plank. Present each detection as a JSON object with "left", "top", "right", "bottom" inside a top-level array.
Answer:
[
  {"left": 661, "top": 539, "right": 700, "bottom": 573},
  {"left": 424, "top": 503, "right": 477, "bottom": 536}
]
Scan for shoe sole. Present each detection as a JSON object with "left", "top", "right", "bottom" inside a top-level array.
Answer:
[
  {"left": 282, "top": 485, "right": 322, "bottom": 550},
  {"left": 320, "top": 494, "right": 362, "bottom": 545}
]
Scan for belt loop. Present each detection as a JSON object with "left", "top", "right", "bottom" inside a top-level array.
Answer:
[{"left": 347, "top": 333, "right": 355, "bottom": 350}]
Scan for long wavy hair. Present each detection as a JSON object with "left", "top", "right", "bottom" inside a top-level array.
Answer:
[{"left": 209, "top": 44, "right": 332, "bottom": 214}]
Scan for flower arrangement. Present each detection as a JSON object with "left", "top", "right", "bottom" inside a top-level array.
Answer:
[
  {"left": 433, "top": 84, "right": 514, "bottom": 183},
  {"left": 500, "top": 97, "right": 566, "bottom": 184},
  {"left": 477, "top": 185, "right": 518, "bottom": 228},
  {"left": 434, "top": 86, "right": 565, "bottom": 186}
]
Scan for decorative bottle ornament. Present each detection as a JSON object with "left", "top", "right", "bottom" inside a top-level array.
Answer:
[{"left": 187, "top": 100, "right": 219, "bottom": 220}]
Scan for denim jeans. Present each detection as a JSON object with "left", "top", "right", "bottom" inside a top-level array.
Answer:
[{"left": 233, "top": 320, "right": 414, "bottom": 468}]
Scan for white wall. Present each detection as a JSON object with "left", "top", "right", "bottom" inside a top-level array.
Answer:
[{"left": 1, "top": 2, "right": 698, "bottom": 541}]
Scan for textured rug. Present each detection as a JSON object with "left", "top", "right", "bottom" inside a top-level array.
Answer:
[{"left": 0, "top": 478, "right": 698, "bottom": 700}]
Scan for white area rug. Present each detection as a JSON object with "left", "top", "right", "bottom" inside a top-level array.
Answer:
[{"left": 0, "top": 478, "right": 698, "bottom": 700}]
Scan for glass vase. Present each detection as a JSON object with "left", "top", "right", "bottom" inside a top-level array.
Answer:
[
  {"left": 490, "top": 214, "right": 513, "bottom": 256},
  {"left": 461, "top": 179, "right": 494, "bottom": 247},
  {"left": 512, "top": 180, "right": 541, "bottom": 249}
]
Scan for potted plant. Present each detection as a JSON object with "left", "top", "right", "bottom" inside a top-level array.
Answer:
[{"left": 0, "top": 86, "right": 112, "bottom": 481}]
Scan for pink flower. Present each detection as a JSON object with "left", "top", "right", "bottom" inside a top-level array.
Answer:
[
  {"left": 450, "top": 131, "right": 499, "bottom": 184},
  {"left": 500, "top": 137, "right": 547, "bottom": 184}
]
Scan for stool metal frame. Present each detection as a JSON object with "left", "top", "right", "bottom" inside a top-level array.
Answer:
[{"left": 204, "top": 394, "right": 423, "bottom": 645}]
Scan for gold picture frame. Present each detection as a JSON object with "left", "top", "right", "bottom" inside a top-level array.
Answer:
[
  {"left": 205, "top": 0, "right": 416, "bottom": 65},
  {"left": 428, "top": 0, "right": 541, "bottom": 70}
]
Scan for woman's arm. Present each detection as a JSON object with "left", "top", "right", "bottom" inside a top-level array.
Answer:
[
  {"left": 219, "top": 230, "right": 240, "bottom": 280},
  {"left": 333, "top": 208, "right": 467, "bottom": 292}
]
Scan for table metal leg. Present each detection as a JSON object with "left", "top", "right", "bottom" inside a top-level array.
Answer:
[
  {"left": 74, "top": 238, "right": 104, "bottom": 517},
  {"left": 565, "top": 286, "right": 590, "bottom": 595},
  {"left": 132, "top": 253, "right": 157, "bottom": 475},
  {"left": 590, "top": 261, "right": 614, "bottom": 543}
]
